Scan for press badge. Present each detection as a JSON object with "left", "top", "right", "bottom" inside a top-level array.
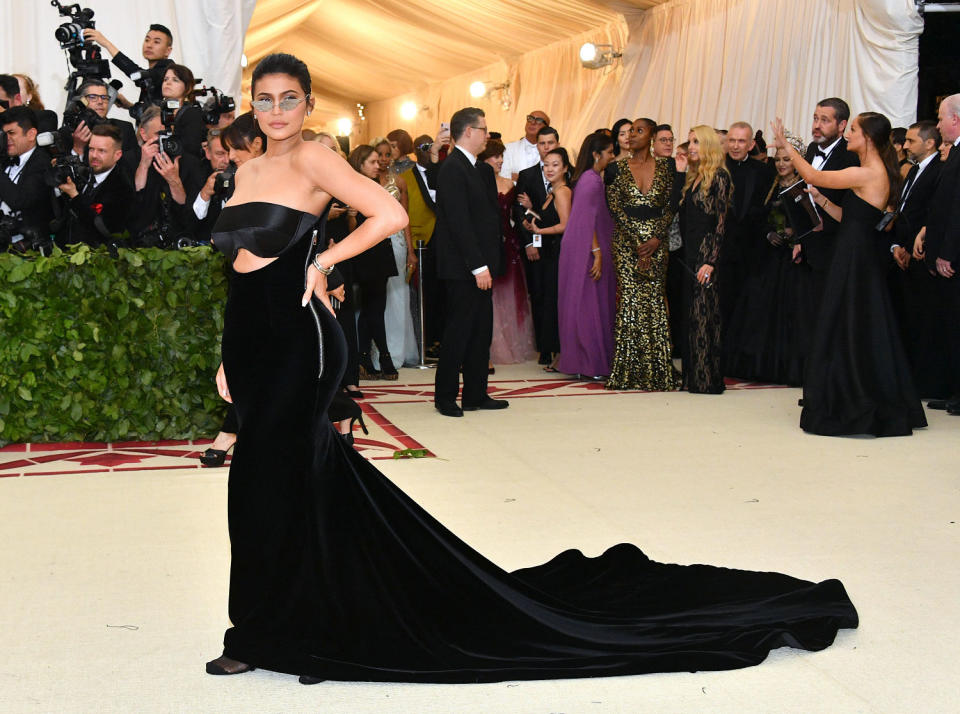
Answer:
[{"left": 532, "top": 234, "right": 542, "bottom": 247}]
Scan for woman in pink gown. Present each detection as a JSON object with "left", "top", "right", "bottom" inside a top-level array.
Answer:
[
  {"left": 480, "top": 139, "right": 536, "bottom": 364},
  {"left": 556, "top": 133, "right": 617, "bottom": 378}
]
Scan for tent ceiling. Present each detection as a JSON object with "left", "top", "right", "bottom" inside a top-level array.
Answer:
[{"left": 242, "top": 0, "right": 668, "bottom": 117}]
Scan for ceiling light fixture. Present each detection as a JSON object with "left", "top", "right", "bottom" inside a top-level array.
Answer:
[{"left": 337, "top": 118, "right": 353, "bottom": 136}]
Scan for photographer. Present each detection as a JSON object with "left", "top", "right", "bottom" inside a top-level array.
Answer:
[
  {"left": 67, "top": 79, "right": 138, "bottom": 161},
  {"left": 190, "top": 128, "right": 232, "bottom": 243},
  {"left": 0, "top": 74, "right": 58, "bottom": 133},
  {"left": 0, "top": 107, "right": 54, "bottom": 250},
  {"left": 82, "top": 24, "right": 174, "bottom": 112},
  {"left": 160, "top": 64, "right": 204, "bottom": 159},
  {"left": 129, "top": 105, "right": 203, "bottom": 247},
  {"left": 55, "top": 124, "right": 134, "bottom": 247}
]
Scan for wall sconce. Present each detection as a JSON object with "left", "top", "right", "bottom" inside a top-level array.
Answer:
[
  {"left": 400, "top": 100, "right": 429, "bottom": 121},
  {"left": 468, "top": 80, "right": 512, "bottom": 110},
  {"left": 337, "top": 117, "right": 353, "bottom": 135},
  {"left": 579, "top": 43, "right": 622, "bottom": 70}
]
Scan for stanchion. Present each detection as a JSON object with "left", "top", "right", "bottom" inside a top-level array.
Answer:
[{"left": 414, "top": 239, "right": 435, "bottom": 370}]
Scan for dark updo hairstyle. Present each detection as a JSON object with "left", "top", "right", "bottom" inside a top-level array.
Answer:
[
  {"left": 165, "top": 63, "right": 196, "bottom": 102},
  {"left": 544, "top": 147, "right": 572, "bottom": 186},
  {"left": 477, "top": 138, "right": 506, "bottom": 162},
  {"left": 348, "top": 144, "right": 377, "bottom": 174},
  {"left": 571, "top": 132, "right": 614, "bottom": 187},
  {"left": 611, "top": 117, "right": 632, "bottom": 146},
  {"left": 856, "top": 112, "right": 902, "bottom": 201},
  {"left": 251, "top": 53, "right": 312, "bottom": 96},
  {"left": 221, "top": 111, "right": 267, "bottom": 153}
]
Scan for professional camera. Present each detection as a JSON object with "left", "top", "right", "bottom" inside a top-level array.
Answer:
[
  {"left": 52, "top": 1, "right": 95, "bottom": 50},
  {"left": 128, "top": 75, "right": 161, "bottom": 123},
  {"left": 50, "top": 1, "right": 112, "bottom": 108},
  {"left": 155, "top": 99, "right": 184, "bottom": 158},
  {"left": 0, "top": 213, "right": 53, "bottom": 254},
  {"left": 61, "top": 96, "right": 107, "bottom": 133},
  {"left": 195, "top": 87, "right": 236, "bottom": 126},
  {"left": 213, "top": 163, "right": 237, "bottom": 201},
  {"left": 37, "top": 129, "right": 93, "bottom": 190}
]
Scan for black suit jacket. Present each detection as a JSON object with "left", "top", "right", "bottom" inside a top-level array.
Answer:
[
  {"left": 112, "top": 53, "right": 173, "bottom": 108},
  {"left": 433, "top": 148, "right": 502, "bottom": 281},
  {"left": 893, "top": 156, "right": 942, "bottom": 251},
  {"left": 512, "top": 161, "right": 548, "bottom": 249},
  {"left": 724, "top": 155, "right": 776, "bottom": 261},
  {"left": 803, "top": 137, "right": 859, "bottom": 269},
  {"left": 0, "top": 146, "right": 54, "bottom": 235},
  {"left": 59, "top": 165, "right": 135, "bottom": 246},
  {"left": 923, "top": 141, "right": 960, "bottom": 269}
]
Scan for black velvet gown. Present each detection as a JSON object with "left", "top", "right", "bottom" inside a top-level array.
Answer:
[
  {"left": 800, "top": 194, "right": 927, "bottom": 436},
  {"left": 211, "top": 201, "right": 858, "bottom": 683}
]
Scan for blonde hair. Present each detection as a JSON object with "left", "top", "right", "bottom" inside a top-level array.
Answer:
[
  {"left": 684, "top": 125, "right": 728, "bottom": 197},
  {"left": 13, "top": 74, "right": 44, "bottom": 111}
]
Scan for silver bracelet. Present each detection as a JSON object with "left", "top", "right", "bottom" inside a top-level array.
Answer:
[
  {"left": 591, "top": 248, "right": 601, "bottom": 253},
  {"left": 312, "top": 254, "right": 335, "bottom": 275}
]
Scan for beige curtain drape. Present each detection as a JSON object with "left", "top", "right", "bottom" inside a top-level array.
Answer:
[{"left": 362, "top": 0, "right": 922, "bottom": 152}]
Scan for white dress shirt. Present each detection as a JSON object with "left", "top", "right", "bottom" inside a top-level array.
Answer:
[
  {"left": 1, "top": 145, "right": 36, "bottom": 216},
  {"left": 811, "top": 136, "right": 842, "bottom": 171},
  {"left": 500, "top": 137, "right": 539, "bottom": 181}
]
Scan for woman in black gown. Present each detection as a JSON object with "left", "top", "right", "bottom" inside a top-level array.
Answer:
[
  {"left": 771, "top": 113, "right": 927, "bottom": 436},
  {"left": 205, "top": 53, "right": 858, "bottom": 683},
  {"left": 679, "top": 126, "right": 734, "bottom": 394}
]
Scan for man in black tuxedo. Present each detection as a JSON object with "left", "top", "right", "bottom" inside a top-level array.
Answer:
[
  {"left": 190, "top": 129, "right": 232, "bottom": 243},
  {"left": 886, "top": 120, "right": 945, "bottom": 396},
  {"left": 0, "top": 107, "right": 53, "bottom": 250},
  {"left": 800, "top": 98, "right": 860, "bottom": 296},
  {"left": 432, "top": 107, "right": 507, "bottom": 417},
  {"left": 513, "top": 125, "right": 559, "bottom": 364},
  {"left": 722, "top": 121, "right": 776, "bottom": 344},
  {"left": 919, "top": 94, "right": 960, "bottom": 414},
  {"left": 55, "top": 124, "right": 134, "bottom": 247}
]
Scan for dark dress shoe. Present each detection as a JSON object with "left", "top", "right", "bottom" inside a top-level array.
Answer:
[
  {"left": 463, "top": 398, "right": 509, "bottom": 411},
  {"left": 299, "top": 675, "right": 326, "bottom": 685},
  {"left": 948, "top": 404, "right": 960, "bottom": 416},
  {"left": 435, "top": 401, "right": 464, "bottom": 417},
  {"left": 927, "top": 399, "right": 949, "bottom": 410}
]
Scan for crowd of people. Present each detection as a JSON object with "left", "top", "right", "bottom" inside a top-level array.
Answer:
[{"left": 3, "top": 21, "right": 958, "bottom": 442}]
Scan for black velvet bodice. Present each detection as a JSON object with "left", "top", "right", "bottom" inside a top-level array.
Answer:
[{"left": 212, "top": 201, "right": 320, "bottom": 262}]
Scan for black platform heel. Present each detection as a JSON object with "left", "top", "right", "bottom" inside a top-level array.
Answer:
[
  {"left": 199, "top": 443, "right": 234, "bottom": 467},
  {"left": 342, "top": 413, "right": 369, "bottom": 447}
]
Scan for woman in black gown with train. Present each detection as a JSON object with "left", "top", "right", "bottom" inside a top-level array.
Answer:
[
  {"left": 771, "top": 114, "right": 927, "bottom": 437},
  {"left": 205, "top": 53, "right": 857, "bottom": 684}
]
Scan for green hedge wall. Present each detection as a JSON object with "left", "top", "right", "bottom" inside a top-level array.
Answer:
[{"left": 0, "top": 245, "right": 229, "bottom": 446}]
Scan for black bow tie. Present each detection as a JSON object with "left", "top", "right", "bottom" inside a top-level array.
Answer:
[
  {"left": 815, "top": 148, "right": 829, "bottom": 159},
  {"left": 7, "top": 155, "right": 20, "bottom": 167}
]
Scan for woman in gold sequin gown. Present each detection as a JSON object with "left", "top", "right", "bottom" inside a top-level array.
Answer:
[{"left": 605, "top": 119, "right": 681, "bottom": 390}]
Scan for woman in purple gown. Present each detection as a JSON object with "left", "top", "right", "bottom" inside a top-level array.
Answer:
[{"left": 556, "top": 133, "right": 617, "bottom": 378}]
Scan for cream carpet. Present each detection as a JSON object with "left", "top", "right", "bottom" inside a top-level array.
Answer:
[{"left": 1, "top": 362, "right": 956, "bottom": 713}]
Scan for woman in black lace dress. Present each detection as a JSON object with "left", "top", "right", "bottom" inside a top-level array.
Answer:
[{"left": 679, "top": 126, "right": 733, "bottom": 394}]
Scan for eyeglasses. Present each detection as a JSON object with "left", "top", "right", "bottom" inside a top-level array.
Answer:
[
  {"left": 526, "top": 115, "right": 547, "bottom": 125},
  {"left": 84, "top": 93, "right": 109, "bottom": 103},
  {"left": 250, "top": 95, "right": 310, "bottom": 113},
  {"left": 656, "top": 137, "right": 675, "bottom": 143},
  {"left": 416, "top": 142, "right": 433, "bottom": 152},
  {"left": 471, "top": 125, "right": 488, "bottom": 133}
]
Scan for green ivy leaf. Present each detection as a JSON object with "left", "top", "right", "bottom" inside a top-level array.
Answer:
[{"left": 17, "top": 386, "right": 32, "bottom": 401}]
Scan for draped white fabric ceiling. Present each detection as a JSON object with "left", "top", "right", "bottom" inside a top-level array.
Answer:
[{"left": 241, "top": 0, "right": 923, "bottom": 153}]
